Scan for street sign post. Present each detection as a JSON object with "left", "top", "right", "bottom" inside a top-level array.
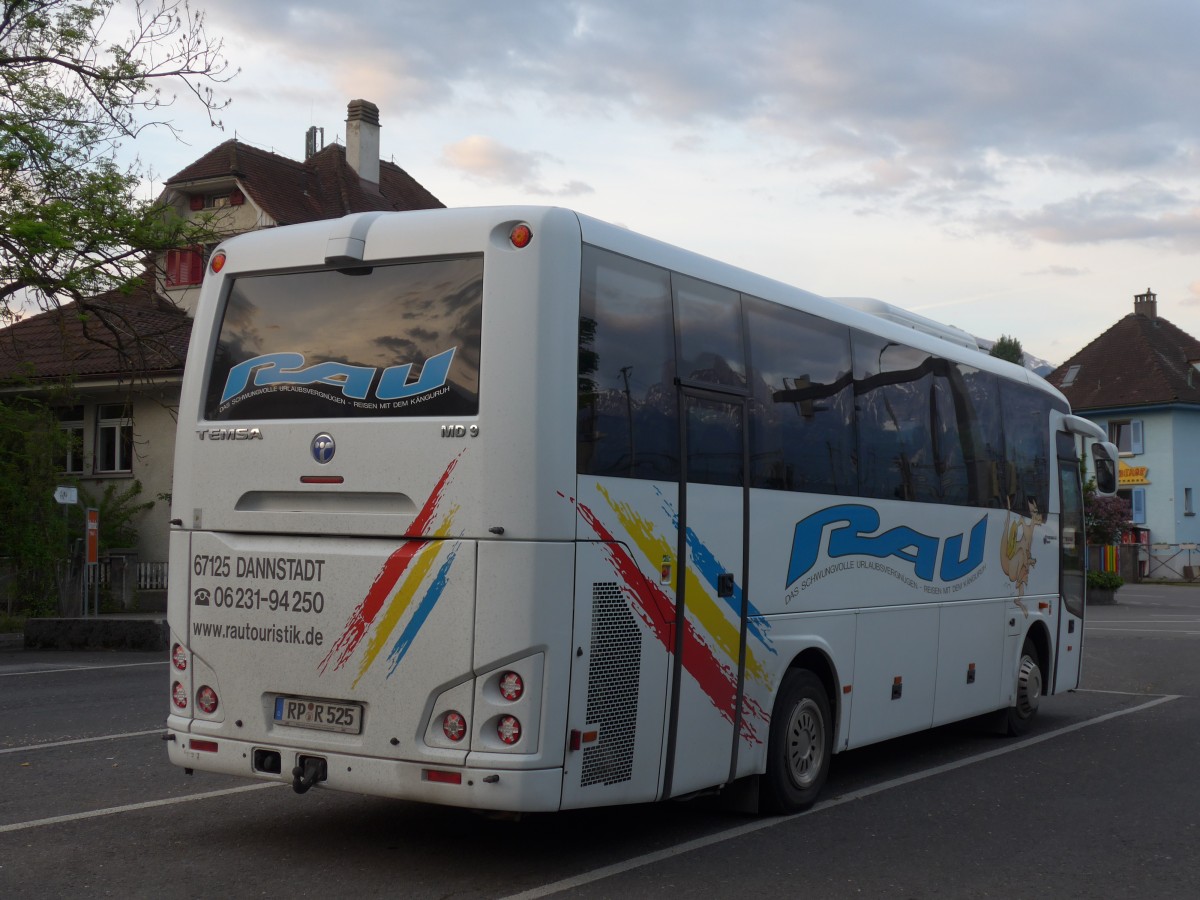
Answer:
[{"left": 85, "top": 508, "right": 100, "bottom": 616}]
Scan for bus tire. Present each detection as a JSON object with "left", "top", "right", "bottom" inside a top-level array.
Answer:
[
  {"left": 1001, "top": 638, "right": 1043, "bottom": 736},
  {"left": 760, "top": 669, "right": 832, "bottom": 814}
]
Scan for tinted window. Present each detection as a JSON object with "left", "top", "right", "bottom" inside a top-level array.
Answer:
[
  {"left": 206, "top": 257, "right": 483, "bottom": 420},
  {"left": 686, "top": 398, "right": 744, "bottom": 487},
  {"left": 957, "top": 365, "right": 1007, "bottom": 507},
  {"left": 577, "top": 246, "right": 679, "bottom": 479},
  {"left": 999, "top": 381, "right": 1055, "bottom": 516},
  {"left": 852, "top": 333, "right": 941, "bottom": 502},
  {"left": 674, "top": 275, "right": 745, "bottom": 389},
  {"left": 745, "top": 298, "right": 856, "bottom": 494}
]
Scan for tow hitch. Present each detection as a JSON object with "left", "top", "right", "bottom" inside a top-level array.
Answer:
[{"left": 291, "top": 755, "right": 327, "bottom": 794}]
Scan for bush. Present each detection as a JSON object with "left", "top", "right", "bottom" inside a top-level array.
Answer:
[{"left": 1087, "top": 570, "right": 1124, "bottom": 591}]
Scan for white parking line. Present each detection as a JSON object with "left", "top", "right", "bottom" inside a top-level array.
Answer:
[
  {"left": 0, "top": 783, "right": 282, "bottom": 834},
  {"left": 1087, "top": 627, "right": 1200, "bottom": 635},
  {"left": 499, "top": 694, "right": 1181, "bottom": 900},
  {"left": 0, "top": 729, "right": 164, "bottom": 755},
  {"left": 0, "top": 661, "right": 167, "bottom": 678},
  {"left": 0, "top": 695, "right": 1180, "bottom": 845}
]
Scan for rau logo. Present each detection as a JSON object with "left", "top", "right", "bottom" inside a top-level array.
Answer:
[
  {"left": 786, "top": 504, "right": 988, "bottom": 587},
  {"left": 221, "top": 348, "right": 456, "bottom": 404}
]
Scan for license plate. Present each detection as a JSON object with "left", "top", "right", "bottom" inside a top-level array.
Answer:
[{"left": 273, "top": 696, "right": 363, "bottom": 734}]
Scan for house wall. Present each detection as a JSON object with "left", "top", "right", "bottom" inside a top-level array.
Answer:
[
  {"left": 68, "top": 385, "right": 179, "bottom": 566},
  {"left": 1170, "top": 410, "right": 1200, "bottom": 546},
  {"left": 1084, "top": 407, "right": 1200, "bottom": 580}
]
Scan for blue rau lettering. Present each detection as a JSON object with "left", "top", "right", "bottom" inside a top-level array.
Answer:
[
  {"left": 376, "top": 347, "right": 456, "bottom": 400},
  {"left": 221, "top": 349, "right": 456, "bottom": 404},
  {"left": 785, "top": 504, "right": 988, "bottom": 587}
]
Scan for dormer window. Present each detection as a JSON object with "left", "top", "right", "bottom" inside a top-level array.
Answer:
[{"left": 187, "top": 189, "right": 245, "bottom": 211}]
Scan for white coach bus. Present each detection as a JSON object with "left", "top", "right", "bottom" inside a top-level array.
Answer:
[{"left": 165, "top": 206, "right": 1118, "bottom": 814}]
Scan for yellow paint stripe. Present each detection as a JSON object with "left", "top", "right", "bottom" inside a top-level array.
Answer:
[
  {"left": 597, "top": 487, "right": 768, "bottom": 686},
  {"left": 354, "top": 510, "right": 457, "bottom": 685}
]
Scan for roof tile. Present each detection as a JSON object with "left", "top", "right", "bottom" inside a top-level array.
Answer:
[{"left": 1047, "top": 312, "right": 1200, "bottom": 410}]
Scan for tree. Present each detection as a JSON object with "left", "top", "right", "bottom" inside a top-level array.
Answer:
[
  {"left": 989, "top": 334, "right": 1024, "bottom": 365},
  {"left": 0, "top": 393, "right": 71, "bottom": 612},
  {"left": 0, "top": 0, "right": 235, "bottom": 338}
]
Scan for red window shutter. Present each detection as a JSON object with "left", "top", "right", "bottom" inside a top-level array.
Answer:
[
  {"left": 165, "top": 250, "right": 181, "bottom": 286},
  {"left": 188, "top": 249, "right": 204, "bottom": 284},
  {"left": 189, "top": 195, "right": 204, "bottom": 211},
  {"left": 230, "top": 188, "right": 245, "bottom": 206}
]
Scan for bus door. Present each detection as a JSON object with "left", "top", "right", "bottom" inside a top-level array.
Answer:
[
  {"left": 663, "top": 388, "right": 750, "bottom": 799},
  {"left": 1054, "top": 431, "right": 1086, "bottom": 691}
]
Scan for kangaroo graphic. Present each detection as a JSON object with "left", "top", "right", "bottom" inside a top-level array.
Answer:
[{"left": 1000, "top": 500, "right": 1043, "bottom": 599}]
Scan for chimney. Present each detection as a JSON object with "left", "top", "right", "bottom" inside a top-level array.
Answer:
[
  {"left": 1134, "top": 288, "right": 1157, "bottom": 320},
  {"left": 345, "top": 99, "right": 381, "bottom": 184}
]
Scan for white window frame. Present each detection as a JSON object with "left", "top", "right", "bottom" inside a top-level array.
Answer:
[
  {"left": 94, "top": 404, "right": 133, "bottom": 474},
  {"left": 1108, "top": 419, "right": 1143, "bottom": 456},
  {"left": 58, "top": 409, "right": 85, "bottom": 475}
]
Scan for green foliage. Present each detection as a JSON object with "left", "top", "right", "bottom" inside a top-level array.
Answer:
[
  {"left": 1, "top": 0, "right": 235, "bottom": 326},
  {"left": 78, "top": 479, "right": 154, "bottom": 552},
  {"left": 0, "top": 394, "right": 71, "bottom": 610},
  {"left": 1087, "top": 569, "right": 1124, "bottom": 591},
  {"left": 989, "top": 334, "right": 1025, "bottom": 364}
]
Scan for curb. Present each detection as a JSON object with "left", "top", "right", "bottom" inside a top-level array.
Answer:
[
  {"left": 22, "top": 618, "right": 168, "bottom": 651},
  {"left": 0, "top": 632, "right": 24, "bottom": 652}
]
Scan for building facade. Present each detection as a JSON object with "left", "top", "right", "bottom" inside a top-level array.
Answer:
[
  {"left": 0, "top": 100, "right": 444, "bottom": 604},
  {"left": 1048, "top": 290, "right": 1200, "bottom": 580}
]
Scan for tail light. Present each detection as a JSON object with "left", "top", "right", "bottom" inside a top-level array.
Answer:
[
  {"left": 442, "top": 711, "right": 467, "bottom": 742},
  {"left": 171, "top": 681, "right": 188, "bottom": 709},
  {"left": 497, "top": 715, "right": 522, "bottom": 745},
  {"left": 498, "top": 671, "right": 523, "bottom": 702},
  {"left": 171, "top": 644, "right": 188, "bottom": 671},
  {"left": 196, "top": 685, "right": 219, "bottom": 714}
]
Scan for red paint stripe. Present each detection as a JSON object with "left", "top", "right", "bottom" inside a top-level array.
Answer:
[
  {"left": 576, "top": 499, "right": 769, "bottom": 743},
  {"left": 319, "top": 457, "right": 459, "bottom": 675}
]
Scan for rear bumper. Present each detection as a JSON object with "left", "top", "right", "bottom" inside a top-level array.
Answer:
[{"left": 167, "top": 729, "right": 565, "bottom": 812}]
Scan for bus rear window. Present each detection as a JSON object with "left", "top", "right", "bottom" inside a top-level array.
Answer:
[{"left": 204, "top": 256, "right": 483, "bottom": 420}]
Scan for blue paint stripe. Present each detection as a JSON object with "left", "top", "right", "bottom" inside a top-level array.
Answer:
[
  {"left": 385, "top": 545, "right": 459, "bottom": 677},
  {"left": 653, "top": 488, "right": 774, "bottom": 652}
]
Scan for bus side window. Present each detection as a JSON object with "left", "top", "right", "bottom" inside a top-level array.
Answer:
[
  {"left": 998, "top": 381, "right": 1056, "bottom": 516},
  {"left": 744, "top": 297, "right": 855, "bottom": 496},
  {"left": 577, "top": 246, "right": 679, "bottom": 481}
]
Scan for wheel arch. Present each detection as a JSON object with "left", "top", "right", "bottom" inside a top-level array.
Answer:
[
  {"left": 1024, "top": 619, "right": 1052, "bottom": 674},
  {"left": 786, "top": 646, "right": 841, "bottom": 749}
]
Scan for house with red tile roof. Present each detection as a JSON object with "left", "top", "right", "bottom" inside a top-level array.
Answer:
[
  {"left": 0, "top": 101, "right": 443, "bottom": 594},
  {"left": 1047, "top": 290, "right": 1200, "bottom": 579}
]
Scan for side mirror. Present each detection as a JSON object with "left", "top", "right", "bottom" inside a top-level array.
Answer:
[{"left": 1091, "top": 441, "right": 1119, "bottom": 496}]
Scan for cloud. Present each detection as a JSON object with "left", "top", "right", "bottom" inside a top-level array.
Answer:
[
  {"left": 977, "top": 182, "right": 1200, "bottom": 249},
  {"left": 1024, "top": 266, "right": 1090, "bottom": 278},
  {"left": 441, "top": 135, "right": 593, "bottom": 196},
  {"left": 195, "top": 1, "right": 1200, "bottom": 247}
]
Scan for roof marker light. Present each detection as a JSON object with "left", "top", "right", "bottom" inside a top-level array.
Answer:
[
  {"left": 209, "top": 251, "right": 226, "bottom": 274},
  {"left": 509, "top": 223, "right": 533, "bottom": 249}
]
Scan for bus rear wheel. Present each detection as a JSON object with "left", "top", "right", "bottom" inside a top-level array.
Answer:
[{"left": 760, "top": 669, "right": 832, "bottom": 814}]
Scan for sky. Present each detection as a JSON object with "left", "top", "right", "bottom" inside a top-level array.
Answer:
[{"left": 118, "top": 0, "right": 1200, "bottom": 366}]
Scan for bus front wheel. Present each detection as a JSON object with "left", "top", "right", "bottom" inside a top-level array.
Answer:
[
  {"left": 1000, "top": 638, "right": 1043, "bottom": 736},
  {"left": 760, "top": 669, "right": 832, "bottom": 814}
]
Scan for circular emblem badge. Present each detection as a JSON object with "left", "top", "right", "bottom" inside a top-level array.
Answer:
[{"left": 311, "top": 432, "right": 336, "bottom": 464}]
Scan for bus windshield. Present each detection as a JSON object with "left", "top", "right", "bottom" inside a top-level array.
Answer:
[{"left": 204, "top": 255, "right": 483, "bottom": 420}]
